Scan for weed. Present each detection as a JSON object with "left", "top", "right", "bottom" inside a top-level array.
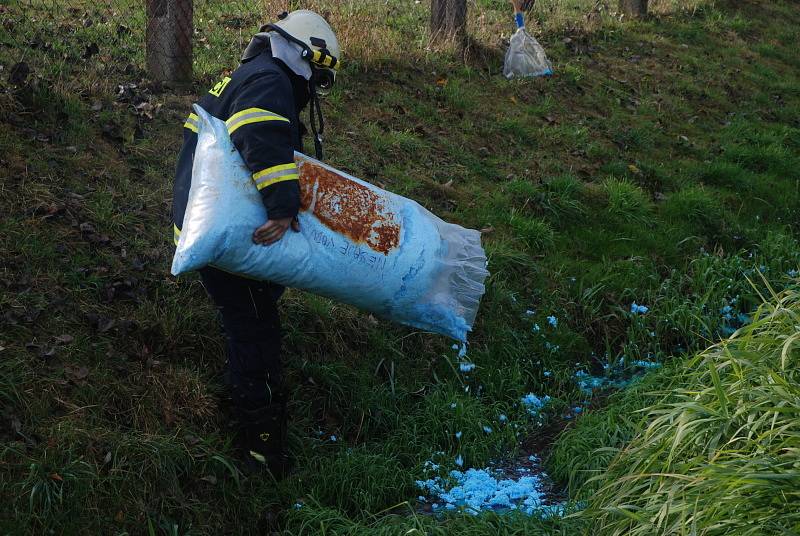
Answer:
[
  {"left": 601, "top": 178, "right": 653, "bottom": 225},
  {"left": 507, "top": 213, "right": 556, "bottom": 251}
]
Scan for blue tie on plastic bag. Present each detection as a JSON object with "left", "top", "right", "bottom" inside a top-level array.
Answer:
[{"left": 172, "top": 106, "right": 489, "bottom": 342}]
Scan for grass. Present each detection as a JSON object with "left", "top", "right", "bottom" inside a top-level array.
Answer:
[
  {"left": 1, "top": 0, "right": 799, "bottom": 534},
  {"left": 551, "top": 286, "right": 800, "bottom": 535}
]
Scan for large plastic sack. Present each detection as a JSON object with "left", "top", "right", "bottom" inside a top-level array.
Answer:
[
  {"left": 172, "top": 106, "right": 489, "bottom": 342},
  {"left": 503, "top": 28, "right": 553, "bottom": 79}
]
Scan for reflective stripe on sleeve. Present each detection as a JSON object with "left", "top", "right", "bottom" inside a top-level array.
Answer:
[
  {"left": 252, "top": 163, "right": 299, "bottom": 191},
  {"left": 183, "top": 113, "right": 199, "bottom": 133},
  {"left": 173, "top": 224, "right": 181, "bottom": 245},
  {"left": 225, "top": 108, "right": 289, "bottom": 135}
]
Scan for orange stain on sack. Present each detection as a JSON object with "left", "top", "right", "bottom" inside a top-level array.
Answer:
[{"left": 297, "top": 158, "right": 400, "bottom": 255}]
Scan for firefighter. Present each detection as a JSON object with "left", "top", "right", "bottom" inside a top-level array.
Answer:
[{"left": 172, "top": 10, "right": 340, "bottom": 476}]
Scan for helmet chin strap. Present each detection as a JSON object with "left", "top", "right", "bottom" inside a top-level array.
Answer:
[{"left": 307, "top": 67, "right": 325, "bottom": 161}]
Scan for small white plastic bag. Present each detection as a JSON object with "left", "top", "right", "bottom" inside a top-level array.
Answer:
[
  {"left": 503, "top": 28, "right": 553, "bottom": 79},
  {"left": 172, "top": 106, "right": 489, "bottom": 342}
]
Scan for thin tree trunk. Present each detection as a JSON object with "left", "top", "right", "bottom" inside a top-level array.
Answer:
[
  {"left": 146, "top": 0, "right": 193, "bottom": 85},
  {"left": 430, "top": 0, "right": 467, "bottom": 43},
  {"left": 619, "top": 0, "right": 648, "bottom": 18}
]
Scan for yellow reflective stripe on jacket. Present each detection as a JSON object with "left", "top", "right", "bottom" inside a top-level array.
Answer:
[
  {"left": 225, "top": 108, "right": 289, "bottom": 135},
  {"left": 252, "top": 163, "right": 299, "bottom": 191},
  {"left": 183, "top": 113, "right": 199, "bottom": 133},
  {"left": 173, "top": 224, "right": 181, "bottom": 245}
]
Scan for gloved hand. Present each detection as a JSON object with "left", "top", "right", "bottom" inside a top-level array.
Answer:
[{"left": 253, "top": 217, "right": 300, "bottom": 246}]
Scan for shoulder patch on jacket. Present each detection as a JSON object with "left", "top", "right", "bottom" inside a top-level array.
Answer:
[{"left": 209, "top": 76, "right": 232, "bottom": 97}]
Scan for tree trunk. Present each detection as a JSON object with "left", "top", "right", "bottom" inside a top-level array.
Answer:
[
  {"left": 430, "top": 0, "right": 467, "bottom": 43},
  {"left": 619, "top": 0, "right": 648, "bottom": 18},
  {"left": 146, "top": 0, "right": 193, "bottom": 85}
]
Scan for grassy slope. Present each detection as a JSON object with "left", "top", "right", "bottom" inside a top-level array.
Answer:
[
  {"left": 1, "top": 0, "right": 799, "bottom": 534},
  {"left": 550, "top": 288, "right": 800, "bottom": 535}
]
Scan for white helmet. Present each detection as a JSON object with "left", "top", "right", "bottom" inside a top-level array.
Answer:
[
  {"left": 241, "top": 10, "right": 341, "bottom": 88},
  {"left": 265, "top": 10, "right": 340, "bottom": 94},
  {"left": 271, "top": 10, "right": 340, "bottom": 73}
]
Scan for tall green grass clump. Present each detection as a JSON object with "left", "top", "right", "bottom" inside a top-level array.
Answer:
[
  {"left": 577, "top": 287, "right": 800, "bottom": 535},
  {"left": 601, "top": 178, "right": 652, "bottom": 225},
  {"left": 546, "top": 371, "right": 672, "bottom": 497}
]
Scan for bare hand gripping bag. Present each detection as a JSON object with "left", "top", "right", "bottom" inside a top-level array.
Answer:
[{"left": 171, "top": 106, "right": 489, "bottom": 342}]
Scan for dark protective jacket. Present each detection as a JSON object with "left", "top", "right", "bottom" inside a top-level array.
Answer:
[{"left": 172, "top": 51, "right": 303, "bottom": 245}]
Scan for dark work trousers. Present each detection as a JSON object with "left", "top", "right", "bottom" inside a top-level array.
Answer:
[{"left": 199, "top": 266, "right": 285, "bottom": 412}]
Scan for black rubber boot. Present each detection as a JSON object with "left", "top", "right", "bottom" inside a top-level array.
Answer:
[{"left": 235, "top": 401, "right": 292, "bottom": 478}]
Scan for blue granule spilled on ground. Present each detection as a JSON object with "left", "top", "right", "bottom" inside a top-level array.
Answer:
[
  {"left": 416, "top": 459, "right": 566, "bottom": 517},
  {"left": 521, "top": 393, "right": 552, "bottom": 426},
  {"left": 460, "top": 362, "right": 476, "bottom": 373},
  {"left": 521, "top": 393, "right": 551, "bottom": 417},
  {"left": 718, "top": 296, "right": 751, "bottom": 337},
  {"left": 575, "top": 356, "right": 661, "bottom": 395},
  {"left": 575, "top": 370, "right": 614, "bottom": 394},
  {"left": 630, "top": 302, "right": 649, "bottom": 314}
]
